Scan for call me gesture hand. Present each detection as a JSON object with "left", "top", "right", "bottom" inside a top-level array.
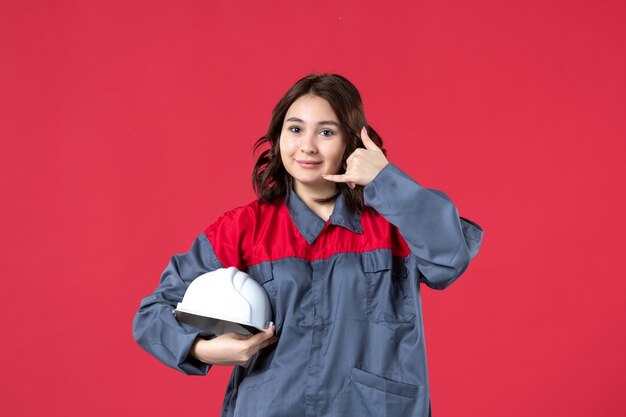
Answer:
[{"left": 322, "top": 127, "right": 389, "bottom": 189}]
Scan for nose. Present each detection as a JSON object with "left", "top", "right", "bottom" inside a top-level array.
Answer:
[{"left": 300, "top": 131, "right": 317, "bottom": 154}]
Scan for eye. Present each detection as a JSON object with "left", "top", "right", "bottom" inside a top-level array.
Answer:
[
  {"left": 288, "top": 126, "right": 302, "bottom": 133},
  {"left": 320, "top": 129, "right": 335, "bottom": 137}
]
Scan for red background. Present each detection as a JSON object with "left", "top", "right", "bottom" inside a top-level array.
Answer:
[{"left": 1, "top": 1, "right": 625, "bottom": 416}]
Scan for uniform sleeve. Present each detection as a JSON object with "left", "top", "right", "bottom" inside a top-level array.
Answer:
[
  {"left": 363, "top": 163, "right": 483, "bottom": 290},
  {"left": 132, "top": 233, "right": 223, "bottom": 375}
]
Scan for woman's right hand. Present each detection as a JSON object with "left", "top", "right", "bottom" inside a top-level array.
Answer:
[{"left": 190, "top": 324, "right": 278, "bottom": 366}]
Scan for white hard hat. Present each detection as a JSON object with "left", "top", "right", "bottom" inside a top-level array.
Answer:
[{"left": 173, "top": 267, "right": 272, "bottom": 336}]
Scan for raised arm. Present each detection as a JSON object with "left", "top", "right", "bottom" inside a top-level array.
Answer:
[
  {"left": 363, "top": 163, "right": 482, "bottom": 289},
  {"left": 323, "top": 127, "right": 483, "bottom": 289}
]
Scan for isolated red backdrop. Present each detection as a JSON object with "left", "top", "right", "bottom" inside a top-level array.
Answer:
[{"left": 1, "top": 1, "right": 625, "bottom": 416}]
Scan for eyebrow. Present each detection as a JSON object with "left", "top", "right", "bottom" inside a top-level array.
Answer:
[{"left": 285, "top": 117, "right": 340, "bottom": 127}]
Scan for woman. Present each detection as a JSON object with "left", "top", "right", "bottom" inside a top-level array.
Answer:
[{"left": 133, "top": 74, "right": 483, "bottom": 417}]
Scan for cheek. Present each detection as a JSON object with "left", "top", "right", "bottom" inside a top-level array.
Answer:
[
  {"left": 279, "top": 136, "right": 296, "bottom": 155},
  {"left": 331, "top": 143, "right": 347, "bottom": 165}
]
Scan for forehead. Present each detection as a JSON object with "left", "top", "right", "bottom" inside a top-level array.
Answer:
[{"left": 284, "top": 94, "right": 338, "bottom": 123}]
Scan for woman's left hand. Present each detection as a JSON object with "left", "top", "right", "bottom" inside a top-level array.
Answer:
[{"left": 322, "top": 127, "right": 388, "bottom": 189}]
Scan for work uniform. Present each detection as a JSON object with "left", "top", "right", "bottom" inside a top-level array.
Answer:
[{"left": 133, "top": 163, "right": 483, "bottom": 417}]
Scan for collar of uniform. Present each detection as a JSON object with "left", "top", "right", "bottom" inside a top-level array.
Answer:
[{"left": 286, "top": 190, "right": 362, "bottom": 245}]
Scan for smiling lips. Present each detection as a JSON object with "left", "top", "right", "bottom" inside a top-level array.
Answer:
[{"left": 296, "top": 160, "right": 322, "bottom": 169}]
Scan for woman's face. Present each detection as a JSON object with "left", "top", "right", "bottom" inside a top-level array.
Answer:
[{"left": 279, "top": 94, "right": 346, "bottom": 197}]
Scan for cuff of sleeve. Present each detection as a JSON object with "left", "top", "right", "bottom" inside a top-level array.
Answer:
[
  {"left": 176, "top": 323, "right": 212, "bottom": 375},
  {"left": 460, "top": 217, "right": 483, "bottom": 241},
  {"left": 364, "top": 163, "right": 420, "bottom": 208}
]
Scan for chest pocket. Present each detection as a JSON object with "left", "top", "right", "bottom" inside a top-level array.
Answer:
[{"left": 362, "top": 251, "right": 416, "bottom": 323}]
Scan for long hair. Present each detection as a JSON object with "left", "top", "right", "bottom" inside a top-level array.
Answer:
[{"left": 252, "top": 74, "right": 385, "bottom": 214}]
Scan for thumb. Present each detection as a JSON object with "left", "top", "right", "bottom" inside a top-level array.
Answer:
[
  {"left": 247, "top": 323, "right": 275, "bottom": 347},
  {"left": 360, "top": 126, "right": 380, "bottom": 151}
]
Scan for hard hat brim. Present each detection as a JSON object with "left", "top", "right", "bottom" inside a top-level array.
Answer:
[{"left": 173, "top": 308, "right": 264, "bottom": 335}]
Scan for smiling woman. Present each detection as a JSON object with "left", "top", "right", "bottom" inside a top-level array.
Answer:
[
  {"left": 279, "top": 95, "right": 347, "bottom": 219},
  {"left": 133, "top": 73, "right": 484, "bottom": 417},
  {"left": 252, "top": 74, "right": 387, "bottom": 216}
]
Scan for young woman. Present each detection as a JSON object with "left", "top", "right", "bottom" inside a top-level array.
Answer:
[{"left": 133, "top": 74, "right": 483, "bottom": 417}]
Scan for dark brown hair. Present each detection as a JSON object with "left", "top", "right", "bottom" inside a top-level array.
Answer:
[{"left": 252, "top": 74, "right": 385, "bottom": 213}]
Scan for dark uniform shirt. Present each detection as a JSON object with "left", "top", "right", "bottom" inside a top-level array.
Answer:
[{"left": 133, "top": 163, "right": 483, "bottom": 417}]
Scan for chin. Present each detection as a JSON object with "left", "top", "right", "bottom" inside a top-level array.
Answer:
[{"left": 296, "top": 176, "right": 325, "bottom": 186}]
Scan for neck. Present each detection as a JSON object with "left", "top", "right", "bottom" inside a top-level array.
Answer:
[{"left": 293, "top": 183, "right": 338, "bottom": 221}]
